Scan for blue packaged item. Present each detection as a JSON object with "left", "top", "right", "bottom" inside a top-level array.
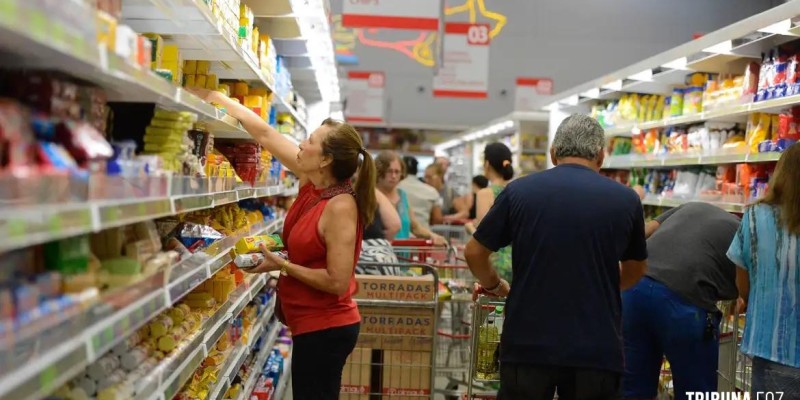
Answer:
[
  {"left": 774, "top": 138, "right": 798, "bottom": 151},
  {"left": 758, "top": 140, "right": 774, "bottom": 153}
]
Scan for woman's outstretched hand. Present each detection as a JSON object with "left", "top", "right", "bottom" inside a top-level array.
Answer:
[{"left": 185, "top": 87, "right": 217, "bottom": 103}]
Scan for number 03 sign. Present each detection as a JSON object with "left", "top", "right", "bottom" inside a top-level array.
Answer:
[{"left": 433, "top": 23, "right": 491, "bottom": 99}]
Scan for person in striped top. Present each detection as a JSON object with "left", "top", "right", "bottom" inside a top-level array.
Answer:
[{"left": 727, "top": 143, "right": 800, "bottom": 393}]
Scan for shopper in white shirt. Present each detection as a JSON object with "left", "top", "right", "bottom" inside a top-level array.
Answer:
[{"left": 398, "top": 156, "right": 443, "bottom": 229}]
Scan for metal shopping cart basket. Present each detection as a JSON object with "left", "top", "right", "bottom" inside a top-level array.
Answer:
[
  {"left": 716, "top": 300, "right": 752, "bottom": 393},
  {"left": 390, "top": 239, "right": 478, "bottom": 399},
  {"left": 466, "top": 295, "right": 506, "bottom": 399},
  {"left": 341, "top": 263, "right": 439, "bottom": 399}
]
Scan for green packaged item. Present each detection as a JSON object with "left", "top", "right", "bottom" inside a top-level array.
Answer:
[{"left": 44, "top": 236, "right": 90, "bottom": 275}]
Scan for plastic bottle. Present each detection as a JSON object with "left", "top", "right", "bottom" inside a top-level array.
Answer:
[
  {"left": 476, "top": 309, "right": 500, "bottom": 380},
  {"left": 494, "top": 305, "right": 505, "bottom": 336}
]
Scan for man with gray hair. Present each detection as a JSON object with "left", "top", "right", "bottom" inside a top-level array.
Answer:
[{"left": 465, "top": 114, "right": 648, "bottom": 400}]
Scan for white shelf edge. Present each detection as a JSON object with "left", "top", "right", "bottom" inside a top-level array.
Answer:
[{"left": 603, "top": 151, "right": 783, "bottom": 169}]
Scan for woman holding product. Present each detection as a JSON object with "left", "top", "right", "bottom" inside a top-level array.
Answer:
[
  {"left": 465, "top": 143, "right": 514, "bottom": 282},
  {"left": 727, "top": 143, "right": 800, "bottom": 393},
  {"left": 374, "top": 151, "right": 447, "bottom": 245},
  {"left": 190, "top": 88, "right": 376, "bottom": 400}
]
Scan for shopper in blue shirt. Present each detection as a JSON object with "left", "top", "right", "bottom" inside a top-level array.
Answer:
[
  {"left": 465, "top": 114, "right": 648, "bottom": 400},
  {"left": 727, "top": 143, "right": 800, "bottom": 393}
]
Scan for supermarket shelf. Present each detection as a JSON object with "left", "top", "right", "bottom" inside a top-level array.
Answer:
[
  {"left": 603, "top": 151, "right": 783, "bottom": 169},
  {"left": 602, "top": 94, "right": 800, "bottom": 137},
  {"left": 0, "top": 184, "right": 296, "bottom": 253},
  {"left": 641, "top": 196, "right": 746, "bottom": 212},
  {"left": 272, "top": 347, "right": 293, "bottom": 400},
  {"left": 235, "top": 321, "right": 282, "bottom": 400},
  {"left": 149, "top": 274, "right": 268, "bottom": 400},
  {"left": 122, "top": 0, "right": 308, "bottom": 132},
  {"left": 0, "top": 220, "right": 279, "bottom": 400},
  {"left": 0, "top": 0, "right": 249, "bottom": 136}
]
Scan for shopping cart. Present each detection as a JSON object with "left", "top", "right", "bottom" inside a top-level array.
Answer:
[
  {"left": 432, "top": 222, "right": 471, "bottom": 247},
  {"left": 466, "top": 295, "right": 506, "bottom": 399},
  {"left": 390, "top": 239, "right": 478, "bottom": 399},
  {"left": 342, "top": 263, "right": 439, "bottom": 399},
  {"left": 716, "top": 299, "right": 752, "bottom": 392}
]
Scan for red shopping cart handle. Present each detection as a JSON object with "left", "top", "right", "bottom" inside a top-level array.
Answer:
[{"left": 392, "top": 238, "right": 435, "bottom": 246}]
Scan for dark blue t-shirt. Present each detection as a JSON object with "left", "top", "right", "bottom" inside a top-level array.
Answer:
[{"left": 473, "top": 164, "right": 647, "bottom": 373}]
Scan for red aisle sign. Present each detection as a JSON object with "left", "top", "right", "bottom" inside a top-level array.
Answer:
[
  {"left": 433, "top": 23, "right": 490, "bottom": 99},
  {"left": 342, "top": 0, "right": 440, "bottom": 31},
  {"left": 345, "top": 71, "right": 385, "bottom": 123},
  {"left": 515, "top": 77, "right": 554, "bottom": 111}
]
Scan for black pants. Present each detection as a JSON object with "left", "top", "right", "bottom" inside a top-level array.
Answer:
[
  {"left": 498, "top": 363, "right": 621, "bottom": 400},
  {"left": 291, "top": 322, "right": 360, "bottom": 399}
]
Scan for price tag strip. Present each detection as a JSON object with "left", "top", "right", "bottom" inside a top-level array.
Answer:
[{"left": 0, "top": 219, "right": 280, "bottom": 400}]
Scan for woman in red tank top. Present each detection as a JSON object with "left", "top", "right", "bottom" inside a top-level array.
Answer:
[{"left": 190, "top": 88, "right": 377, "bottom": 400}]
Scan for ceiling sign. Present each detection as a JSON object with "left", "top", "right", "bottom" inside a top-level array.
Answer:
[
  {"left": 345, "top": 71, "right": 385, "bottom": 123},
  {"left": 342, "top": 0, "right": 440, "bottom": 30},
  {"left": 515, "top": 77, "right": 554, "bottom": 111},
  {"left": 433, "top": 23, "right": 490, "bottom": 99}
]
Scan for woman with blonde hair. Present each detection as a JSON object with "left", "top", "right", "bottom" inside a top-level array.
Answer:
[
  {"left": 374, "top": 151, "right": 446, "bottom": 245},
  {"left": 190, "top": 88, "right": 376, "bottom": 399},
  {"left": 727, "top": 143, "right": 800, "bottom": 393}
]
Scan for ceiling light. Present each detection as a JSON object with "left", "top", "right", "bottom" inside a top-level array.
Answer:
[
  {"left": 627, "top": 69, "right": 653, "bottom": 81},
  {"left": 559, "top": 95, "right": 579, "bottom": 106},
  {"left": 703, "top": 40, "right": 733, "bottom": 54},
  {"left": 661, "top": 57, "right": 688, "bottom": 70},
  {"left": 601, "top": 80, "right": 623, "bottom": 91},
  {"left": 758, "top": 19, "right": 793, "bottom": 35},
  {"left": 580, "top": 88, "right": 600, "bottom": 99}
]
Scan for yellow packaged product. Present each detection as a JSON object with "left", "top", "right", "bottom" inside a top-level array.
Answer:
[
  {"left": 196, "top": 74, "right": 208, "bottom": 89},
  {"left": 747, "top": 113, "right": 771, "bottom": 152},
  {"left": 96, "top": 11, "right": 118, "bottom": 51},
  {"left": 185, "top": 292, "right": 217, "bottom": 309},
  {"left": 157, "top": 324, "right": 188, "bottom": 352},
  {"left": 149, "top": 314, "right": 174, "bottom": 338},
  {"left": 233, "top": 234, "right": 284, "bottom": 255},
  {"left": 234, "top": 82, "right": 249, "bottom": 97},
  {"left": 163, "top": 44, "right": 181, "bottom": 61},
  {"left": 197, "top": 60, "right": 210, "bottom": 75},
  {"left": 206, "top": 74, "right": 219, "bottom": 90},
  {"left": 169, "top": 303, "right": 191, "bottom": 325},
  {"left": 185, "top": 74, "right": 196, "bottom": 88},
  {"left": 154, "top": 109, "right": 197, "bottom": 122},
  {"left": 184, "top": 60, "right": 198, "bottom": 74}
]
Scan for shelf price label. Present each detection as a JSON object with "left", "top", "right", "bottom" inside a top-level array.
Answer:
[
  {"left": 433, "top": 23, "right": 491, "bottom": 99},
  {"left": 515, "top": 77, "right": 554, "bottom": 111},
  {"left": 345, "top": 71, "right": 385, "bottom": 124},
  {"left": 342, "top": 0, "right": 440, "bottom": 31}
]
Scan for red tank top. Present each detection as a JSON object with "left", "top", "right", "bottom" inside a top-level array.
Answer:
[{"left": 277, "top": 182, "right": 363, "bottom": 335}]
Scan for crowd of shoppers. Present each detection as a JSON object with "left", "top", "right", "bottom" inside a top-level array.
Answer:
[
  {"left": 464, "top": 113, "right": 800, "bottom": 399},
  {"left": 193, "top": 86, "right": 799, "bottom": 398}
]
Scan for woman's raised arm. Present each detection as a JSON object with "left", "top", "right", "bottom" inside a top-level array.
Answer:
[{"left": 189, "top": 88, "right": 302, "bottom": 175}]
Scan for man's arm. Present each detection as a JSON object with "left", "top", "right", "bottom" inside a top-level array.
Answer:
[
  {"left": 465, "top": 238, "right": 508, "bottom": 297},
  {"left": 620, "top": 260, "right": 647, "bottom": 290},
  {"left": 646, "top": 205, "right": 684, "bottom": 238},
  {"left": 621, "top": 198, "right": 648, "bottom": 290}
]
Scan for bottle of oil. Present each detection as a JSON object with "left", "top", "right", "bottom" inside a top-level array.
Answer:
[{"left": 476, "top": 308, "right": 500, "bottom": 380}]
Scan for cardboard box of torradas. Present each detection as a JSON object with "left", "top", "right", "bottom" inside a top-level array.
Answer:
[{"left": 353, "top": 274, "right": 435, "bottom": 302}]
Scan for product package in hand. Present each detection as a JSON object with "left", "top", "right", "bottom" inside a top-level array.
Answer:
[{"left": 231, "top": 235, "right": 284, "bottom": 269}]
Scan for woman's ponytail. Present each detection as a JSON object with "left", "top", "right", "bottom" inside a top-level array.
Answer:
[{"left": 354, "top": 150, "right": 378, "bottom": 225}]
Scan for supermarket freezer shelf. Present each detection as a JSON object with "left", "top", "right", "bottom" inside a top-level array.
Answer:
[
  {"left": 641, "top": 196, "right": 746, "bottom": 212},
  {"left": 602, "top": 94, "right": 800, "bottom": 137},
  {"left": 603, "top": 151, "right": 783, "bottom": 169},
  {"left": 235, "top": 322, "right": 282, "bottom": 400},
  {"left": 0, "top": 184, "right": 295, "bottom": 253},
  {"left": 0, "top": 221, "right": 278, "bottom": 400}
]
